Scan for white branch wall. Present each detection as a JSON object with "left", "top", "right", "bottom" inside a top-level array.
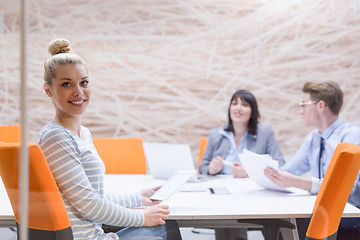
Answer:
[{"left": 1, "top": 0, "right": 360, "bottom": 162}]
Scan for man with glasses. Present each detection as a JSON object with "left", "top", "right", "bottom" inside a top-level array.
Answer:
[{"left": 265, "top": 81, "right": 360, "bottom": 239}]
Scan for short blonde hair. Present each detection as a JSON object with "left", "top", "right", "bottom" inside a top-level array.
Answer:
[
  {"left": 302, "top": 81, "right": 343, "bottom": 115},
  {"left": 44, "top": 38, "right": 87, "bottom": 85}
]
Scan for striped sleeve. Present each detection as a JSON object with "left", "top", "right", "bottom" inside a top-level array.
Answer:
[
  {"left": 39, "top": 128, "right": 144, "bottom": 227},
  {"left": 105, "top": 192, "right": 142, "bottom": 208}
]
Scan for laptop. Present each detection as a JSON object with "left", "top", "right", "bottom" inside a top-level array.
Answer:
[{"left": 143, "top": 142, "right": 210, "bottom": 182}]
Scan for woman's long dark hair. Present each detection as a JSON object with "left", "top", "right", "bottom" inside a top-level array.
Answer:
[{"left": 224, "top": 89, "right": 260, "bottom": 135}]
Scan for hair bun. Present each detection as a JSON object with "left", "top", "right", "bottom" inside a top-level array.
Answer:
[{"left": 48, "top": 38, "right": 71, "bottom": 56}]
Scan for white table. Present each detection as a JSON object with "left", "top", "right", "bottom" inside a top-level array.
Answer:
[
  {"left": 104, "top": 174, "right": 360, "bottom": 239},
  {"left": 0, "top": 177, "right": 15, "bottom": 228},
  {"left": 2, "top": 174, "right": 360, "bottom": 239}
]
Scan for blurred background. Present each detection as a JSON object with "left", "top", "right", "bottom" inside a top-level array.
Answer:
[{"left": 1, "top": 0, "right": 360, "bottom": 163}]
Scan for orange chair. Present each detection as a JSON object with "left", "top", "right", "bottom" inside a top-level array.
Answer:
[
  {"left": 198, "top": 137, "right": 208, "bottom": 167},
  {"left": 93, "top": 138, "right": 146, "bottom": 174},
  {"left": 0, "top": 125, "right": 20, "bottom": 142},
  {"left": 0, "top": 143, "right": 73, "bottom": 240},
  {"left": 305, "top": 142, "right": 360, "bottom": 240}
]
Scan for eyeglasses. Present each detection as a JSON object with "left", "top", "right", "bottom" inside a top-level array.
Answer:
[{"left": 299, "top": 100, "right": 318, "bottom": 107}]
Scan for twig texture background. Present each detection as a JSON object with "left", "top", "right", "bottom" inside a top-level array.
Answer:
[{"left": 1, "top": 0, "right": 360, "bottom": 162}]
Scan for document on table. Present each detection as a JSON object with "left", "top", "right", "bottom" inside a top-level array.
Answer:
[
  {"left": 150, "top": 170, "right": 196, "bottom": 200},
  {"left": 240, "top": 149, "right": 290, "bottom": 192}
]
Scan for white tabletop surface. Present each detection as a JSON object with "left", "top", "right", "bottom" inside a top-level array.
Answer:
[
  {"left": 1, "top": 174, "right": 360, "bottom": 226},
  {"left": 103, "top": 174, "right": 360, "bottom": 220},
  {"left": 0, "top": 177, "right": 15, "bottom": 223}
]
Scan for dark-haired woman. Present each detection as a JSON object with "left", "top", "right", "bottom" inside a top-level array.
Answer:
[
  {"left": 199, "top": 90, "right": 284, "bottom": 240},
  {"left": 199, "top": 89, "right": 284, "bottom": 177}
]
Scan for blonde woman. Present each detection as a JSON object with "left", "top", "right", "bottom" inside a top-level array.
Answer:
[{"left": 38, "top": 38, "right": 181, "bottom": 240}]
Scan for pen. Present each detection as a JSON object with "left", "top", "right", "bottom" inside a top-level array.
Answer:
[{"left": 223, "top": 160, "right": 241, "bottom": 167}]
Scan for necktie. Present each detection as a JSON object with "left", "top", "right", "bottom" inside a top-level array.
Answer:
[{"left": 318, "top": 137, "right": 324, "bottom": 178}]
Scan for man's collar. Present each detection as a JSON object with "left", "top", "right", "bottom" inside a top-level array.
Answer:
[{"left": 317, "top": 118, "right": 341, "bottom": 139}]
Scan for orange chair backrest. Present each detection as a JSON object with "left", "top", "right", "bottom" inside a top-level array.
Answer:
[
  {"left": 93, "top": 138, "right": 146, "bottom": 174},
  {"left": 0, "top": 125, "right": 20, "bottom": 142},
  {"left": 198, "top": 137, "right": 208, "bottom": 167},
  {"left": 306, "top": 142, "right": 360, "bottom": 239},
  {"left": 0, "top": 143, "right": 71, "bottom": 232}
]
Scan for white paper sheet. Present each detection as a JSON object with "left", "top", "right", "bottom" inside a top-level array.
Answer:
[{"left": 240, "top": 149, "right": 291, "bottom": 192}]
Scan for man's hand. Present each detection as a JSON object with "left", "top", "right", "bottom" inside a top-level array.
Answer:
[{"left": 264, "top": 167, "right": 312, "bottom": 192}]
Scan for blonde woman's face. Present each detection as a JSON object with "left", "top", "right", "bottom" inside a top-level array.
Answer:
[{"left": 44, "top": 64, "right": 91, "bottom": 119}]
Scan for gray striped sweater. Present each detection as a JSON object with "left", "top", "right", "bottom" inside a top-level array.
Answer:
[{"left": 38, "top": 121, "right": 144, "bottom": 240}]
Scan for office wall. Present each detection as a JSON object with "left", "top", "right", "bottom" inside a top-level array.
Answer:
[{"left": 1, "top": 0, "right": 360, "bottom": 161}]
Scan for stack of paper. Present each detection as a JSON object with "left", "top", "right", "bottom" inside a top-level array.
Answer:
[{"left": 240, "top": 150, "right": 289, "bottom": 192}]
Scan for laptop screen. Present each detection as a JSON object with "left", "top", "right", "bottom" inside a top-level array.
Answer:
[{"left": 143, "top": 142, "right": 196, "bottom": 179}]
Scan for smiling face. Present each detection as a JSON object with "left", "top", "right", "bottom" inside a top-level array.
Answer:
[
  {"left": 229, "top": 97, "right": 252, "bottom": 126},
  {"left": 44, "top": 64, "right": 91, "bottom": 120}
]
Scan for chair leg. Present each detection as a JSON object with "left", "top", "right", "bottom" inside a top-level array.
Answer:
[
  {"left": 237, "top": 219, "right": 295, "bottom": 240},
  {"left": 262, "top": 226, "right": 280, "bottom": 240}
]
